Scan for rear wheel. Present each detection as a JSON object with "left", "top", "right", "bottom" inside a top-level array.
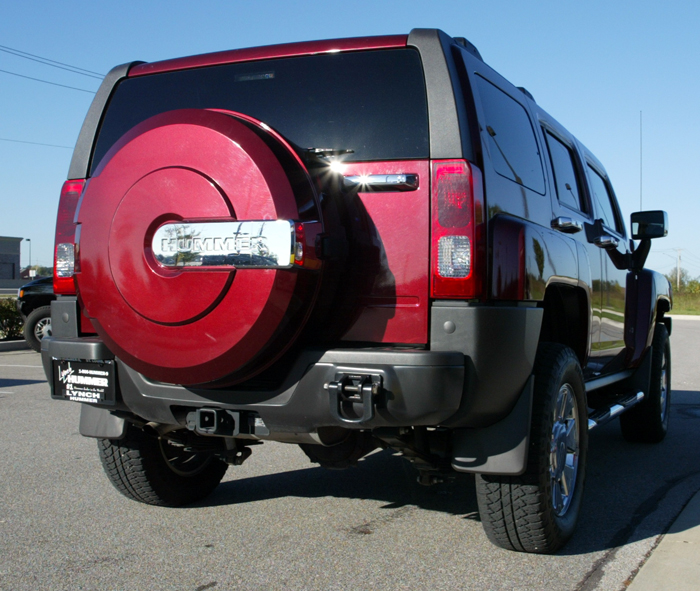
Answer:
[
  {"left": 476, "top": 343, "right": 588, "bottom": 554},
  {"left": 23, "top": 306, "right": 52, "bottom": 352},
  {"left": 98, "top": 425, "right": 228, "bottom": 506},
  {"left": 620, "top": 323, "right": 671, "bottom": 443}
]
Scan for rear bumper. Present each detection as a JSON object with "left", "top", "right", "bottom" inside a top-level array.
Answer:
[
  {"left": 43, "top": 301, "right": 543, "bottom": 439},
  {"left": 42, "top": 338, "right": 465, "bottom": 433}
]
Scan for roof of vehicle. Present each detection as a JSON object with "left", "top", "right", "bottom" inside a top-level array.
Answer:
[{"left": 129, "top": 35, "right": 408, "bottom": 77}]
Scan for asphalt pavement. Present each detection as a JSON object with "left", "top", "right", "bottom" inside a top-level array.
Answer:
[{"left": 0, "top": 317, "right": 699, "bottom": 590}]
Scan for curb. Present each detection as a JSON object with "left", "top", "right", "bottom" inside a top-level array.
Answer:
[
  {"left": 627, "top": 489, "right": 700, "bottom": 590},
  {"left": 0, "top": 340, "right": 30, "bottom": 352}
]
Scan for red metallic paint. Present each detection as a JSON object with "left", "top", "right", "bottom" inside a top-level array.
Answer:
[
  {"left": 130, "top": 36, "right": 407, "bottom": 77},
  {"left": 338, "top": 160, "right": 430, "bottom": 344},
  {"left": 76, "top": 109, "right": 316, "bottom": 385}
]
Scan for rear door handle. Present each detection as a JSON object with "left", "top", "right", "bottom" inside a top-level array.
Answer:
[{"left": 343, "top": 174, "right": 419, "bottom": 192}]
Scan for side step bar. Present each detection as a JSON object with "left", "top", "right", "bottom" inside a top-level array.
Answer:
[{"left": 588, "top": 391, "right": 644, "bottom": 430}]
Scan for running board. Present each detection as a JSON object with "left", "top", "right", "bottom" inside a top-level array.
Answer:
[
  {"left": 585, "top": 370, "right": 634, "bottom": 393},
  {"left": 588, "top": 391, "right": 644, "bottom": 430}
]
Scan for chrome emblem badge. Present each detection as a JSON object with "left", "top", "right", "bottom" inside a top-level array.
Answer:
[{"left": 152, "top": 220, "right": 295, "bottom": 269}]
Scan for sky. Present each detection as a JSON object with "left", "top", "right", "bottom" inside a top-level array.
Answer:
[{"left": 1, "top": 0, "right": 698, "bottom": 278}]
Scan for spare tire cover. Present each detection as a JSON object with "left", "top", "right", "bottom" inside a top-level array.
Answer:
[{"left": 76, "top": 109, "right": 318, "bottom": 385}]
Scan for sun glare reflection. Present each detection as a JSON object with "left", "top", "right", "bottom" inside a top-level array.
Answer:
[{"left": 329, "top": 160, "right": 346, "bottom": 174}]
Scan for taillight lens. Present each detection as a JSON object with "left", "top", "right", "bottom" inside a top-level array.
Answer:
[
  {"left": 53, "top": 180, "right": 85, "bottom": 295},
  {"left": 55, "top": 243, "right": 75, "bottom": 278},
  {"left": 431, "top": 160, "right": 484, "bottom": 298}
]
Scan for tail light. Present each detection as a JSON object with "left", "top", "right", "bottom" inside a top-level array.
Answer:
[
  {"left": 53, "top": 180, "right": 85, "bottom": 295},
  {"left": 431, "top": 160, "right": 484, "bottom": 299}
]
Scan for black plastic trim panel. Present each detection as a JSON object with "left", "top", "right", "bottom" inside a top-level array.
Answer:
[
  {"left": 44, "top": 340, "right": 466, "bottom": 433},
  {"left": 408, "top": 29, "right": 467, "bottom": 160},
  {"left": 430, "top": 304, "right": 543, "bottom": 428},
  {"left": 67, "top": 61, "right": 143, "bottom": 179},
  {"left": 50, "top": 297, "right": 79, "bottom": 338},
  {"left": 117, "top": 348, "right": 465, "bottom": 432}
]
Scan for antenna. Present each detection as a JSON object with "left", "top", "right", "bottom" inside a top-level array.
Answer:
[{"left": 640, "top": 111, "right": 643, "bottom": 210}]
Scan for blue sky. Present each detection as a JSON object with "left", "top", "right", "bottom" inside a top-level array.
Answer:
[{"left": 1, "top": 0, "right": 698, "bottom": 277}]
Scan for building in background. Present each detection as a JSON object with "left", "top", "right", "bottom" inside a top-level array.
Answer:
[{"left": 0, "top": 236, "right": 24, "bottom": 288}]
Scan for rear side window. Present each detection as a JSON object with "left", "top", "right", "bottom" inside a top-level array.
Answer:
[
  {"left": 587, "top": 166, "right": 622, "bottom": 233},
  {"left": 475, "top": 76, "right": 545, "bottom": 194},
  {"left": 545, "top": 131, "right": 584, "bottom": 211},
  {"left": 92, "top": 49, "right": 429, "bottom": 173}
]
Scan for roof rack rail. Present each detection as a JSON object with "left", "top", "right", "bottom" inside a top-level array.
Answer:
[
  {"left": 453, "top": 37, "right": 483, "bottom": 62},
  {"left": 517, "top": 86, "right": 535, "bottom": 102}
]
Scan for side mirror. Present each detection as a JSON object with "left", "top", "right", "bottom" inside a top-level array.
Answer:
[{"left": 631, "top": 210, "right": 668, "bottom": 240}]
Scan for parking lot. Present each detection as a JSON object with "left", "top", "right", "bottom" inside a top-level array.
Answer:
[{"left": 1, "top": 318, "right": 699, "bottom": 591}]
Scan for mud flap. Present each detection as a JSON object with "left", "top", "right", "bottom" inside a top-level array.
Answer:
[
  {"left": 451, "top": 376, "right": 533, "bottom": 475},
  {"left": 79, "top": 404, "right": 126, "bottom": 440}
]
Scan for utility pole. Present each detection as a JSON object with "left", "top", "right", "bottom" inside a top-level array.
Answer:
[{"left": 674, "top": 248, "right": 683, "bottom": 291}]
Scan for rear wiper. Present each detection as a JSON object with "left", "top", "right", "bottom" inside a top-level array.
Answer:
[{"left": 305, "top": 148, "right": 354, "bottom": 158}]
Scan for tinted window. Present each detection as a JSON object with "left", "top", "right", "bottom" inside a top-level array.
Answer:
[
  {"left": 545, "top": 132, "right": 584, "bottom": 211},
  {"left": 92, "top": 49, "right": 429, "bottom": 173},
  {"left": 587, "top": 166, "right": 620, "bottom": 232},
  {"left": 476, "top": 76, "right": 545, "bottom": 194}
]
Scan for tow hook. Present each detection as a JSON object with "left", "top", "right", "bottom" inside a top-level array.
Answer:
[{"left": 326, "top": 373, "right": 383, "bottom": 424}]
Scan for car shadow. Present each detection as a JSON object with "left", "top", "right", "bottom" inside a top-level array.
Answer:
[
  {"left": 0, "top": 378, "right": 46, "bottom": 388},
  {"left": 195, "top": 399, "right": 700, "bottom": 557},
  {"left": 203, "top": 448, "right": 481, "bottom": 520}
]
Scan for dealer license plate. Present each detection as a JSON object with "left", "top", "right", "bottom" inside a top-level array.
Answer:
[{"left": 52, "top": 359, "right": 116, "bottom": 404}]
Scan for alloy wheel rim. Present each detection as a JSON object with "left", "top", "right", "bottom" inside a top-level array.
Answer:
[
  {"left": 159, "top": 438, "right": 213, "bottom": 477},
  {"left": 34, "top": 318, "right": 52, "bottom": 340},
  {"left": 549, "top": 383, "right": 579, "bottom": 517}
]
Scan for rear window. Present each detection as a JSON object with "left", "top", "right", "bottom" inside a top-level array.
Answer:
[{"left": 91, "top": 48, "right": 429, "bottom": 173}]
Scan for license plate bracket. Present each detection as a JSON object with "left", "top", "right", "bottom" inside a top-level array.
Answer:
[{"left": 52, "top": 359, "right": 116, "bottom": 405}]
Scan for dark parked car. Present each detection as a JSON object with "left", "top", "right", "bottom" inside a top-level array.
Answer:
[
  {"left": 17, "top": 276, "right": 55, "bottom": 352},
  {"left": 44, "top": 29, "right": 671, "bottom": 554}
]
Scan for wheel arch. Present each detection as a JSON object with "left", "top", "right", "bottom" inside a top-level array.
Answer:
[{"left": 538, "top": 282, "right": 589, "bottom": 366}]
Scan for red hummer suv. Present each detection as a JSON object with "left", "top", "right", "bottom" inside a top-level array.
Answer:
[{"left": 44, "top": 29, "right": 672, "bottom": 554}]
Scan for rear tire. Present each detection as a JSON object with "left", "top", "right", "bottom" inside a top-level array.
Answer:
[
  {"left": 98, "top": 425, "right": 228, "bottom": 506},
  {"left": 620, "top": 323, "right": 671, "bottom": 443},
  {"left": 476, "top": 343, "right": 588, "bottom": 554},
  {"left": 23, "top": 306, "right": 52, "bottom": 353}
]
